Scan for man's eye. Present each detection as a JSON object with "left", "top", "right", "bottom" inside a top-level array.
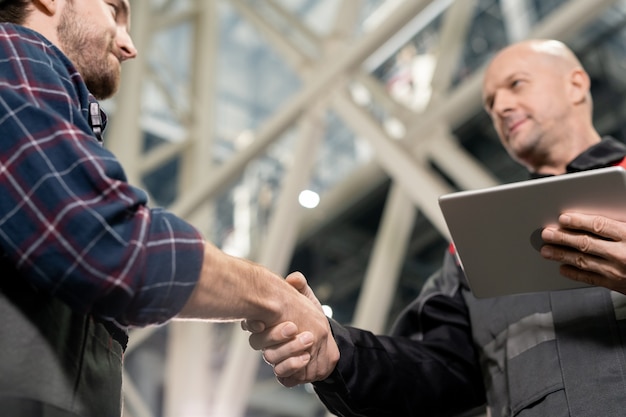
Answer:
[{"left": 108, "top": 4, "right": 118, "bottom": 19}]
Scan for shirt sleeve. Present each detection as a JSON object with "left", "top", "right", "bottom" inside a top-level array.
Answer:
[
  {"left": 0, "top": 25, "right": 205, "bottom": 326},
  {"left": 313, "top": 250, "right": 486, "bottom": 416}
]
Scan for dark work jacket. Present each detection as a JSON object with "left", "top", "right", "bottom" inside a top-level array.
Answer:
[{"left": 314, "top": 137, "right": 626, "bottom": 417}]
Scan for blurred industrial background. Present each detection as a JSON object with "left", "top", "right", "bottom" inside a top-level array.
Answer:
[{"left": 105, "top": 0, "right": 626, "bottom": 416}]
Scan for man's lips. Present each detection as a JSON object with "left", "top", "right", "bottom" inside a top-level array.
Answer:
[{"left": 505, "top": 118, "right": 527, "bottom": 138}]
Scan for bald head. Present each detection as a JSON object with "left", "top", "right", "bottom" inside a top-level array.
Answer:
[
  {"left": 483, "top": 40, "right": 587, "bottom": 110},
  {"left": 481, "top": 39, "right": 600, "bottom": 175},
  {"left": 518, "top": 39, "right": 582, "bottom": 67}
]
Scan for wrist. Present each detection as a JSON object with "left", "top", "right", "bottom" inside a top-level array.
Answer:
[{"left": 177, "top": 241, "right": 286, "bottom": 323}]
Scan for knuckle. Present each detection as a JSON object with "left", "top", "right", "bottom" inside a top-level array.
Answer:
[
  {"left": 578, "top": 235, "right": 592, "bottom": 253},
  {"left": 592, "top": 216, "right": 608, "bottom": 234},
  {"left": 574, "top": 255, "right": 588, "bottom": 269}
]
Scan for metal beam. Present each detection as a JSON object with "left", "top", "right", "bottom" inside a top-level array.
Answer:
[
  {"left": 332, "top": 90, "right": 453, "bottom": 237},
  {"left": 210, "top": 104, "right": 327, "bottom": 417},
  {"left": 168, "top": 0, "right": 435, "bottom": 220},
  {"left": 352, "top": 185, "right": 417, "bottom": 332}
]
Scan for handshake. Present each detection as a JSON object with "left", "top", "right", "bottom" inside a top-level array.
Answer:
[{"left": 242, "top": 272, "right": 340, "bottom": 387}]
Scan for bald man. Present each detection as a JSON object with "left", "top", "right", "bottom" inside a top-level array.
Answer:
[{"left": 247, "top": 40, "right": 626, "bottom": 417}]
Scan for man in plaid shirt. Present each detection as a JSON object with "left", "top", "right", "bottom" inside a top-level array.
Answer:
[{"left": 0, "top": 1, "right": 339, "bottom": 416}]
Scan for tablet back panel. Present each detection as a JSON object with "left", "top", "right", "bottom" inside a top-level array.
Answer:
[{"left": 438, "top": 167, "right": 626, "bottom": 298}]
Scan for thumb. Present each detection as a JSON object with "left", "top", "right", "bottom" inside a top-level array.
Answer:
[
  {"left": 285, "top": 271, "right": 308, "bottom": 294},
  {"left": 286, "top": 271, "right": 322, "bottom": 308}
]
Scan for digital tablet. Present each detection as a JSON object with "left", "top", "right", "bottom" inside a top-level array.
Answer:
[{"left": 438, "top": 166, "right": 626, "bottom": 298}]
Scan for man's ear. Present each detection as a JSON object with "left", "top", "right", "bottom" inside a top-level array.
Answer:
[
  {"left": 568, "top": 67, "right": 590, "bottom": 105},
  {"left": 32, "top": 0, "right": 58, "bottom": 16}
]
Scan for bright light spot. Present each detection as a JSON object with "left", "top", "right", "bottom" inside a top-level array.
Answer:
[
  {"left": 235, "top": 130, "right": 254, "bottom": 150},
  {"left": 298, "top": 190, "right": 320, "bottom": 209},
  {"left": 349, "top": 82, "right": 372, "bottom": 106},
  {"left": 383, "top": 117, "right": 406, "bottom": 139},
  {"left": 322, "top": 304, "right": 333, "bottom": 318}
]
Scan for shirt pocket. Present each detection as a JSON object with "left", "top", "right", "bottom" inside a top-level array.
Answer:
[{"left": 507, "top": 340, "right": 567, "bottom": 417}]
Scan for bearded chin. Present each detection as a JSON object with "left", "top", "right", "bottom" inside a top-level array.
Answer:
[
  {"left": 84, "top": 67, "right": 121, "bottom": 100},
  {"left": 66, "top": 49, "right": 121, "bottom": 100},
  {"left": 57, "top": 2, "right": 121, "bottom": 100}
]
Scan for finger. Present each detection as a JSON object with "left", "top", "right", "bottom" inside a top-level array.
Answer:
[
  {"left": 558, "top": 264, "right": 626, "bottom": 295},
  {"left": 559, "top": 213, "right": 624, "bottom": 241},
  {"left": 277, "top": 372, "right": 305, "bottom": 388},
  {"left": 286, "top": 271, "right": 323, "bottom": 308},
  {"left": 540, "top": 244, "right": 603, "bottom": 271},
  {"left": 248, "top": 322, "right": 299, "bottom": 350},
  {"left": 559, "top": 263, "right": 626, "bottom": 293},
  {"left": 259, "top": 331, "right": 314, "bottom": 364},
  {"left": 271, "top": 326, "right": 340, "bottom": 386},
  {"left": 272, "top": 352, "right": 312, "bottom": 379},
  {"left": 541, "top": 226, "right": 581, "bottom": 247},
  {"left": 241, "top": 319, "right": 265, "bottom": 333},
  {"left": 540, "top": 243, "right": 626, "bottom": 285},
  {"left": 541, "top": 227, "right": 612, "bottom": 258},
  {"left": 559, "top": 264, "right": 604, "bottom": 284},
  {"left": 285, "top": 271, "right": 308, "bottom": 293}
]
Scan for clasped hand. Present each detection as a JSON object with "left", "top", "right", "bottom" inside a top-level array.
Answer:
[
  {"left": 242, "top": 272, "right": 339, "bottom": 387},
  {"left": 541, "top": 212, "right": 626, "bottom": 294}
]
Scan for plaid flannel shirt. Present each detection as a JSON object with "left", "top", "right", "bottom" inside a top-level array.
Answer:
[{"left": 0, "top": 23, "right": 204, "bottom": 326}]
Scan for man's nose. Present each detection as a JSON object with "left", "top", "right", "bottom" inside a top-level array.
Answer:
[
  {"left": 117, "top": 28, "right": 138, "bottom": 61},
  {"left": 491, "top": 89, "right": 515, "bottom": 115}
]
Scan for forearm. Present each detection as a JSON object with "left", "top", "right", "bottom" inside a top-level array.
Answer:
[
  {"left": 314, "top": 320, "right": 485, "bottom": 417},
  {"left": 177, "top": 242, "right": 290, "bottom": 325},
  {"left": 314, "top": 259, "right": 486, "bottom": 416}
]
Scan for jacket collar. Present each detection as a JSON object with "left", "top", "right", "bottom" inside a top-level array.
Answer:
[{"left": 529, "top": 137, "right": 626, "bottom": 179}]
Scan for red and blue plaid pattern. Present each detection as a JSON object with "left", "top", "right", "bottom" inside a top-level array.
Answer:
[{"left": 0, "top": 24, "right": 204, "bottom": 326}]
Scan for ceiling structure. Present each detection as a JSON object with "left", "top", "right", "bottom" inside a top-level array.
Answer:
[{"left": 106, "top": 1, "right": 626, "bottom": 416}]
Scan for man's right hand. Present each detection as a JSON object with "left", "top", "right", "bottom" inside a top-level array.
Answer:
[
  {"left": 177, "top": 243, "right": 338, "bottom": 385},
  {"left": 244, "top": 272, "right": 340, "bottom": 387}
]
